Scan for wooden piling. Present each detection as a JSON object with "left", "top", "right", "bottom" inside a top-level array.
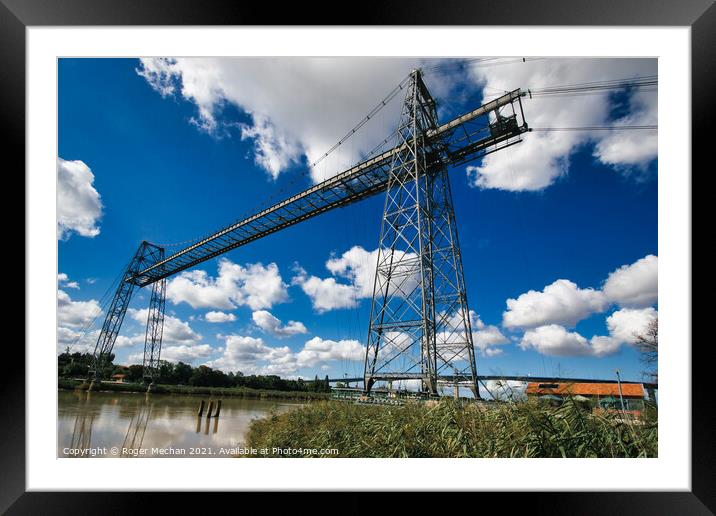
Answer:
[
  {"left": 197, "top": 399, "right": 205, "bottom": 417},
  {"left": 206, "top": 401, "right": 214, "bottom": 419},
  {"left": 213, "top": 400, "right": 222, "bottom": 418}
]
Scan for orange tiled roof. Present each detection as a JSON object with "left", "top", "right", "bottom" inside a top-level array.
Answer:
[{"left": 525, "top": 382, "right": 644, "bottom": 398}]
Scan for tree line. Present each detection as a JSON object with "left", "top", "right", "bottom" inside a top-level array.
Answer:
[{"left": 57, "top": 350, "right": 331, "bottom": 393}]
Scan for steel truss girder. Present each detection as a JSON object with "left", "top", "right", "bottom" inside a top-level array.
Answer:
[
  {"left": 142, "top": 248, "right": 166, "bottom": 382},
  {"left": 90, "top": 241, "right": 165, "bottom": 381},
  {"left": 363, "top": 70, "right": 480, "bottom": 398},
  {"left": 131, "top": 89, "right": 528, "bottom": 287}
]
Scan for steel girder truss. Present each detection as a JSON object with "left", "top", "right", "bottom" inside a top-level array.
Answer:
[
  {"left": 142, "top": 252, "right": 166, "bottom": 382},
  {"left": 130, "top": 89, "right": 528, "bottom": 288},
  {"left": 90, "top": 241, "right": 166, "bottom": 381},
  {"left": 363, "top": 70, "right": 479, "bottom": 397}
]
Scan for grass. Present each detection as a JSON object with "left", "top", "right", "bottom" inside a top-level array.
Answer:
[
  {"left": 245, "top": 398, "right": 658, "bottom": 458},
  {"left": 58, "top": 378, "right": 329, "bottom": 401}
]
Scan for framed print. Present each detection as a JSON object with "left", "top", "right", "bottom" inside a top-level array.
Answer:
[{"left": 3, "top": 0, "right": 712, "bottom": 511}]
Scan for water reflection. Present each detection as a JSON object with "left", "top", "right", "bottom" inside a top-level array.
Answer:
[{"left": 58, "top": 390, "right": 302, "bottom": 458}]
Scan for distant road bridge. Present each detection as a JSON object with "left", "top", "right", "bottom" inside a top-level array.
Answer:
[{"left": 329, "top": 374, "right": 658, "bottom": 391}]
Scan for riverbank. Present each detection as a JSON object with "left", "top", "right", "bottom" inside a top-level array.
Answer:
[
  {"left": 246, "top": 399, "right": 658, "bottom": 458},
  {"left": 58, "top": 378, "right": 329, "bottom": 401}
]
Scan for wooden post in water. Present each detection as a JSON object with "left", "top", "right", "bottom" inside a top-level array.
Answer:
[
  {"left": 213, "top": 400, "right": 222, "bottom": 418},
  {"left": 206, "top": 401, "right": 214, "bottom": 419},
  {"left": 197, "top": 400, "right": 205, "bottom": 417}
]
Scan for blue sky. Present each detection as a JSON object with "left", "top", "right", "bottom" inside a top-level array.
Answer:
[{"left": 57, "top": 57, "right": 657, "bottom": 387}]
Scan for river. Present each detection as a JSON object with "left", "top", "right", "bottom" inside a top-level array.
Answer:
[{"left": 58, "top": 389, "right": 304, "bottom": 458}]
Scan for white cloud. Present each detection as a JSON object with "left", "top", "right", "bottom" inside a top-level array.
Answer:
[
  {"left": 466, "top": 58, "right": 657, "bottom": 191},
  {"left": 158, "top": 344, "right": 213, "bottom": 363},
  {"left": 129, "top": 308, "right": 203, "bottom": 346},
  {"left": 503, "top": 279, "right": 607, "bottom": 329},
  {"left": 440, "top": 310, "right": 508, "bottom": 357},
  {"left": 593, "top": 90, "right": 658, "bottom": 169},
  {"left": 606, "top": 307, "right": 658, "bottom": 344},
  {"left": 502, "top": 253, "right": 658, "bottom": 344},
  {"left": 469, "top": 311, "right": 509, "bottom": 355},
  {"left": 57, "top": 327, "right": 99, "bottom": 354},
  {"left": 325, "top": 246, "right": 379, "bottom": 298},
  {"left": 129, "top": 344, "right": 213, "bottom": 365},
  {"left": 292, "top": 273, "right": 358, "bottom": 312},
  {"left": 114, "top": 333, "right": 145, "bottom": 349},
  {"left": 206, "top": 335, "right": 296, "bottom": 376},
  {"left": 517, "top": 306, "right": 657, "bottom": 358},
  {"left": 58, "top": 272, "right": 79, "bottom": 289},
  {"left": 252, "top": 310, "right": 307, "bottom": 338},
  {"left": 207, "top": 334, "right": 364, "bottom": 376},
  {"left": 239, "top": 113, "right": 303, "bottom": 179},
  {"left": 205, "top": 311, "right": 236, "bottom": 323},
  {"left": 125, "top": 309, "right": 211, "bottom": 365},
  {"left": 294, "top": 246, "right": 418, "bottom": 313},
  {"left": 603, "top": 254, "right": 658, "bottom": 308},
  {"left": 57, "top": 157, "right": 103, "bottom": 239},
  {"left": 296, "top": 336, "right": 364, "bottom": 366},
  {"left": 166, "top": 258, "right": 288, "bottom": 311},
  {"left": 519, "top": 325, "right": 594, "bottom": 357},
  {"left": 136, "top": 57, "right": 453, "bottom": 183},
  {"left": 57, "top": 289, "right": 101, "bottom": 328}
]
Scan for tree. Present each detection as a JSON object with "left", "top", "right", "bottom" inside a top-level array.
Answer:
[
  {"left": 174, "top": 362, "right": 193, "bottom": 385},
  {"left": 127, "top": 364, "right": 144, "bottom": 383},
  {"left": 635, "top": 318, "right": 658, "bottom": 381}
]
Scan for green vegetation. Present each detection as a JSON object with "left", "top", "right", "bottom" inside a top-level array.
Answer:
[
  {"left": 246, "top": 398, "right": 657, "bottom": 458},
  {"left": 58, "top": 351, "right": 331, "bottom": 393},
  {"left": 58, "top": 378, "right": 329, "bottom": 401}
]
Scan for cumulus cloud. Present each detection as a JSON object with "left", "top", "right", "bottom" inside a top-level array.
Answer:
[
  {"left": 252, "top": 310, "right": 307, "bottom": 338},
  {"left": 519, "top": 325, "right": 594, "bottom": 357},
  {"left": 136, "top": 57, "right": 461, "bottom": 183},
  {"left": 503, "top": 279, "right": 607, "bottom": 329},
  {"left": 205, "top": 311, "right": 236, "bottom": 323},
  {"left": 466, "top": 58, "right": 657, "bottom": 191},
  {"left": 470, "top": 311, "right": 508, "bottom": 349},
  {"left": 603, "top": 254, "right": 658, "bottom": 308},
  {"left": 294, "top": 246, "right": 419, "bottom": 313},
  {"left": 124, "top": 309, "right": 211, "bottom": 365},
  {"left": 518, "top": 305, "right": 657, "bottom": 358},
  {"left": 606, "top": 307, "right": 658, "bottom": 344},
  {"left": 440, "top": 310, "right": 508, "bottom": 357},
  {"left": 57, "top": 327, "right": 99, "bottom": 354},
  {"left": 57, "top": 289, "right": 101, "bottom": 328},
  {"left": 58, "top": 272, "right": 79, "bottom": 289},
  {"left": 57, "top": 158, "right": 103, "bottom": 239},
  {"left": 593, "top": 90, "right": 658, "bottom": 169},
  {"left": 129, "top": 308, "right": 203, "bottom": 346},
  {"left": 325, "top": 246, "right": 379, "bottom": 298},
  {"left": 503, "top": 254, "right": 658, "bottom": 332},
  {"left": 292, "top": 272, "right": 358, "bottom": 312},
  {"left": 129, "top": 344, "right": 213, "bottom": 365},
  {"left": 296, "top": 337, "right": 364, "bottom": 366},
  {"left": 207, "top": 334, "right": 364, "bottom": 376},
  {"left": 166, "top": 258, "right": 288, "bottom": 310}
]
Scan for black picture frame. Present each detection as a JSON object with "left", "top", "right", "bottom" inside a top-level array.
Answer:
[{"left": 3, "top": 0, "right": 710, "bottom": 511}]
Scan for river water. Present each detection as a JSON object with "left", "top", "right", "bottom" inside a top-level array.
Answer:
[{"left": 58, "top": 390, "right": 304, "bottom": 458}]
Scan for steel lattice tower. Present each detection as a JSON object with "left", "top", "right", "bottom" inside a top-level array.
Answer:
[
  {"left": 363, "top": 70, "right": 479, "bottom": 397},
  {"left": 142, "top": 256, "right": 166, "bottom": 383},
  {"left": 89, "top": 241, "right": 166, "bottom": 385}
]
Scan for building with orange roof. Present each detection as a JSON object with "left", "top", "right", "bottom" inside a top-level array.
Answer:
[{"left": 526, "top": 381, "right": 646, "bottom": 412}]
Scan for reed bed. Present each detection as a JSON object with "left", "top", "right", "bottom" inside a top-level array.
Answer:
[{"left": 246, "top": 398, "right": 657, "bottom": 458}]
